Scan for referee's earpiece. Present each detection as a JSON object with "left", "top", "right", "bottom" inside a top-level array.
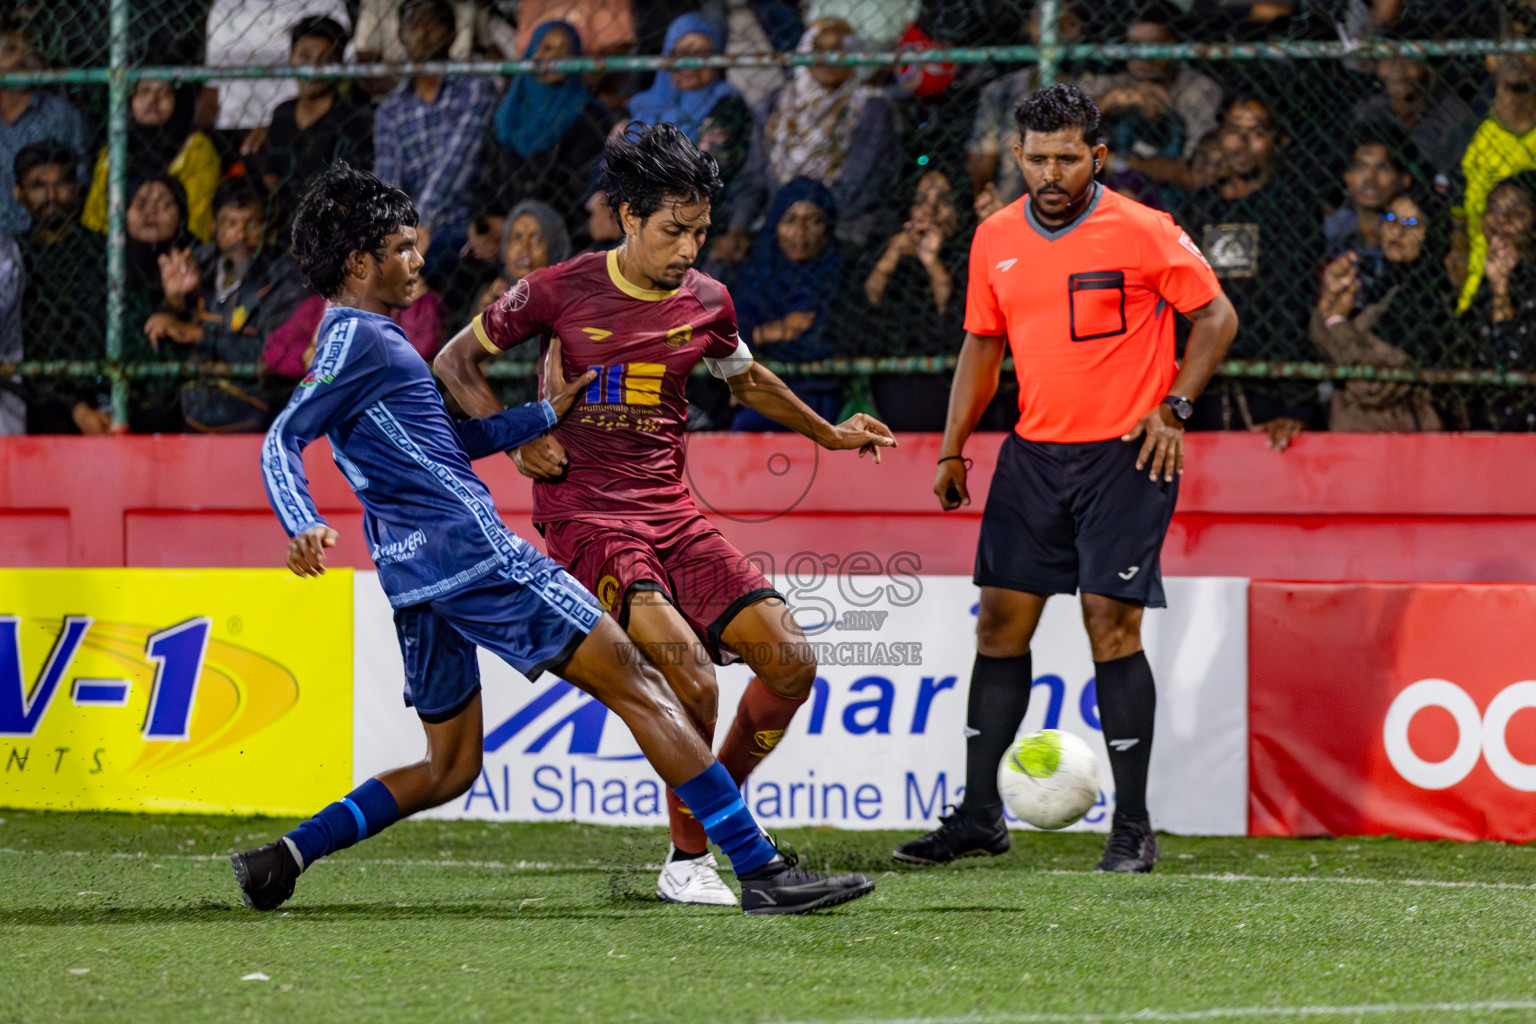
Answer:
[{"left": 1094, "top": 158, "right": 1101, "bottom": 171}]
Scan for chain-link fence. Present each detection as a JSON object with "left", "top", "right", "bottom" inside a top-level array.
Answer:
[{"left": 2, "top": 0, "right": 1536, "bottom": 434}]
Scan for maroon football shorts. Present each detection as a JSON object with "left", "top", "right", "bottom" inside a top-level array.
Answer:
[{"left": 541, "top": 513, "right": 781, "bottom": 664}]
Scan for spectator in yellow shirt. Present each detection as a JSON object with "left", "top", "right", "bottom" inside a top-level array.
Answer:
[
  {"left": 1456, "top": 56, "right": 1536, "bottom": 313},
  {"left": 83, "top": 80, "right": 220, "bottom": 242}
]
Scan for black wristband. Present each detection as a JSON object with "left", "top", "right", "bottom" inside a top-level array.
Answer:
[{"left": 937, "top": 455, "right": 972, "bottom": 468}]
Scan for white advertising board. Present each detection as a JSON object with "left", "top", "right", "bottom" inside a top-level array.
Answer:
[{"left": 354, "top": 573, "right": 1248, "bottom": 835}]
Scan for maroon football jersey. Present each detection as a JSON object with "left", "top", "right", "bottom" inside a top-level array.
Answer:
[{"left": 473, "top": 249, "right": 743, "bottom": 523}]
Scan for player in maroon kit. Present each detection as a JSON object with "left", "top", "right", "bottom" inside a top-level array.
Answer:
[{"left": 436, "top": 123, "right": 895, "bottom": 905}]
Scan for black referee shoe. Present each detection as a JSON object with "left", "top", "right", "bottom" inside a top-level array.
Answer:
[
  {"left": 892, "top": 805, "right": 1010, "bottom": 866},
  {"left": 1095, "top": 812, "right": 1158, "bottom": 873},
  {"left": 231, "top": 840, "right": 301, "bottom": 911}
]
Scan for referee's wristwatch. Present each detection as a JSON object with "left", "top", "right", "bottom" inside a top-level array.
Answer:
[{"left": 1163, "top": 395, "right": 1194, "bottom": 422}]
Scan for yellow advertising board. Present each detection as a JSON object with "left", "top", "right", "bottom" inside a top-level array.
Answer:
[{"left": 0, "top": 569, "right": 352, "bottom": 815}]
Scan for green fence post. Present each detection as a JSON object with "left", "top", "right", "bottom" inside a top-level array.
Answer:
[
  {"left": 1037, "top": 0, "right": 1060, "bottom": 87},
  {"left": 105, "top": 0, "right": 130, "bottom": 427}
]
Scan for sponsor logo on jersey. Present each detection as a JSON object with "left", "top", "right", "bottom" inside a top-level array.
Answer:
[
  {"left": 371, "top": 529, "right": 428, "bottom": 566},
  {"left": 995, "top": 258, "right": 1019, "bottom": 273},
  {"left": 585, "top": 363, "right": 666, "bottom": 406},
  {"left": 1177, "top": 229, "right": 1212, "bottom": 269},
  {"left": 500, "top": 278, "right": 531, "bottom": 312},
  {"left": 754, "top": 728, "right": 785, "bottom": 754},
  {"left": 581, "top": 327, "right": 613, "bottom": 341}
]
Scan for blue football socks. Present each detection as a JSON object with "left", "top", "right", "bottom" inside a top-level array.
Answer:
[
  {"left": 284, "top": 778, "right": 401, "bottom": 870},
  {"left": 674, "top": 761, "right": 778, "bottom": 877}
]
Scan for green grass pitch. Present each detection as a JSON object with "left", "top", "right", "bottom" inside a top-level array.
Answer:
[{"left": 2, "top": 812, "right": 1534, "bottom": 1024}]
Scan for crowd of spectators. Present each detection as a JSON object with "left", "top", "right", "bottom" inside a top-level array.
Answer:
[{"left": 2, "top": 0, "right": 1536, "bottom": 437}]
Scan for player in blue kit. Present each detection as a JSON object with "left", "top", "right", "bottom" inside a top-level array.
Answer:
[{"left": 230, "top": 163, "right": 875, "bottom": 915}]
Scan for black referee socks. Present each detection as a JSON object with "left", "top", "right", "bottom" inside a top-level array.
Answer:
[
  {"left": 960, "top": 652, "right": 1033, "bottom": 813},
  {"left": 1094, "top": 651, "right": 1157, "bottom": 823}
]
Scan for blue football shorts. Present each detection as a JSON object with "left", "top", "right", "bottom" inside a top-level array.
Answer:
[{"left": 392, "top": 554, "right": 604, "bottom": 723}]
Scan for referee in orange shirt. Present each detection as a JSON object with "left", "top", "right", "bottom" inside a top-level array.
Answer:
[{"left": 895, "top": 84, "right": 1238, "bottom": 873}]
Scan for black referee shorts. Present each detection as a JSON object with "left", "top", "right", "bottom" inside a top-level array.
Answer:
[{"left": 973, "top": 432, "right": 1179, "bottom": 608}]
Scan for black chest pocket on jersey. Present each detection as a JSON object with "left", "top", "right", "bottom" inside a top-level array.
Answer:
[{"left": 1067, "top": 270, "right": 1127, "bottom": 341}]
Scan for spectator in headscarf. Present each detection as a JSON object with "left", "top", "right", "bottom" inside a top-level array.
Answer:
[
  {"left": 84, "top": 81, "right": 220, "bottom": 242},
  {"left": 719, "top": 17, "right": 899, "bottom": 260},
  {"left": 729, "top": 177, "right": 843, "bottom": 430},
  {"left": 1462, "top": 172, "right": 1536, "bottom": 430},
  {"left": 476, "top": 20, "right": 608, "bottom": 227},
  {"left": 471, "top": 198, "right": 573, "bottom": 318},
  {"left": 124, "top": 174, "right": 196, "bottom": 331},
  {"left": 628, "top": 13, "right": 753, "bottom": 186},
  {"left": 1312, "top": 192, "right": 1448, "bottom": 432},
  {"left": 457, "top": 197, "right": 573, "bottom": 410},
  {"left": 117, "top": 173, "right": 197, "bottom": 432},
  {"left": 863, "top": 170, "right": 963, "bottom": 329},
  {"left": 860, "top": 169, "right": 970, "bottom": 430}
]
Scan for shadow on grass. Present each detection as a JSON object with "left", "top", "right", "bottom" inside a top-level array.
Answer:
[
  {"left": 0, "top": 900, "right": 760, "bottom": 926},
  {"left": 3, "top": 894, "right": 1034, "bottom": 926}
]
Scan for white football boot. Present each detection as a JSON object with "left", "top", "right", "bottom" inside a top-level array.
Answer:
[{"left": 656, "top": 846, "right": 738, "bottom": 906}]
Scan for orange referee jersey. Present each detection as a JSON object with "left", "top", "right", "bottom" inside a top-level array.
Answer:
[{"left": 963, "top": 183, "right": 1222, "bottom": 443}]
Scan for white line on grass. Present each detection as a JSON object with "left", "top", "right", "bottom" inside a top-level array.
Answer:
[
  {"left": 1040, "top": 869, "right": 1536, "bottom": 892},
  {"left": 0, "top": 848, "right": 647, "bottom": 872},
  {"left": 768, "top": 1001, "right": 1536, "bottom": 1024},
  {"left": 2, "top": 848, "right": 1534, "bottom": 892}
]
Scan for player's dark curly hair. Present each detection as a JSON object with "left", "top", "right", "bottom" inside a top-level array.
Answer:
[
  {"left": 290, "top": 161, "right": 418, "bottom": 299},
  {"left": 600, "top": 121, "right": 723, "bottom": 224},
  {"left": 1014, "top": 83, "right": 1103, "bottom": 145}
]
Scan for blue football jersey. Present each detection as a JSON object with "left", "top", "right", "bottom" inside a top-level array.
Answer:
[{"left": 261, "top": 307, "right": 556, "bottom": 607}]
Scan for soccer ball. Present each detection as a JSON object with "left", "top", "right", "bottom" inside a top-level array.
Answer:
[{"left": 996, "top": 730, "right": 1101, "bottom": 830}]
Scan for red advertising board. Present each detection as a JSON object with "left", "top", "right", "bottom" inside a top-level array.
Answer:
[{"left": 1250, "top": 583, "right": 1536, "bottom": 842}]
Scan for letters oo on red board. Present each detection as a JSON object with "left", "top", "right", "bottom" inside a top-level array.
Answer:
[{"left": 1249, "top": 582, "right": 1536, "bottom": 842}]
